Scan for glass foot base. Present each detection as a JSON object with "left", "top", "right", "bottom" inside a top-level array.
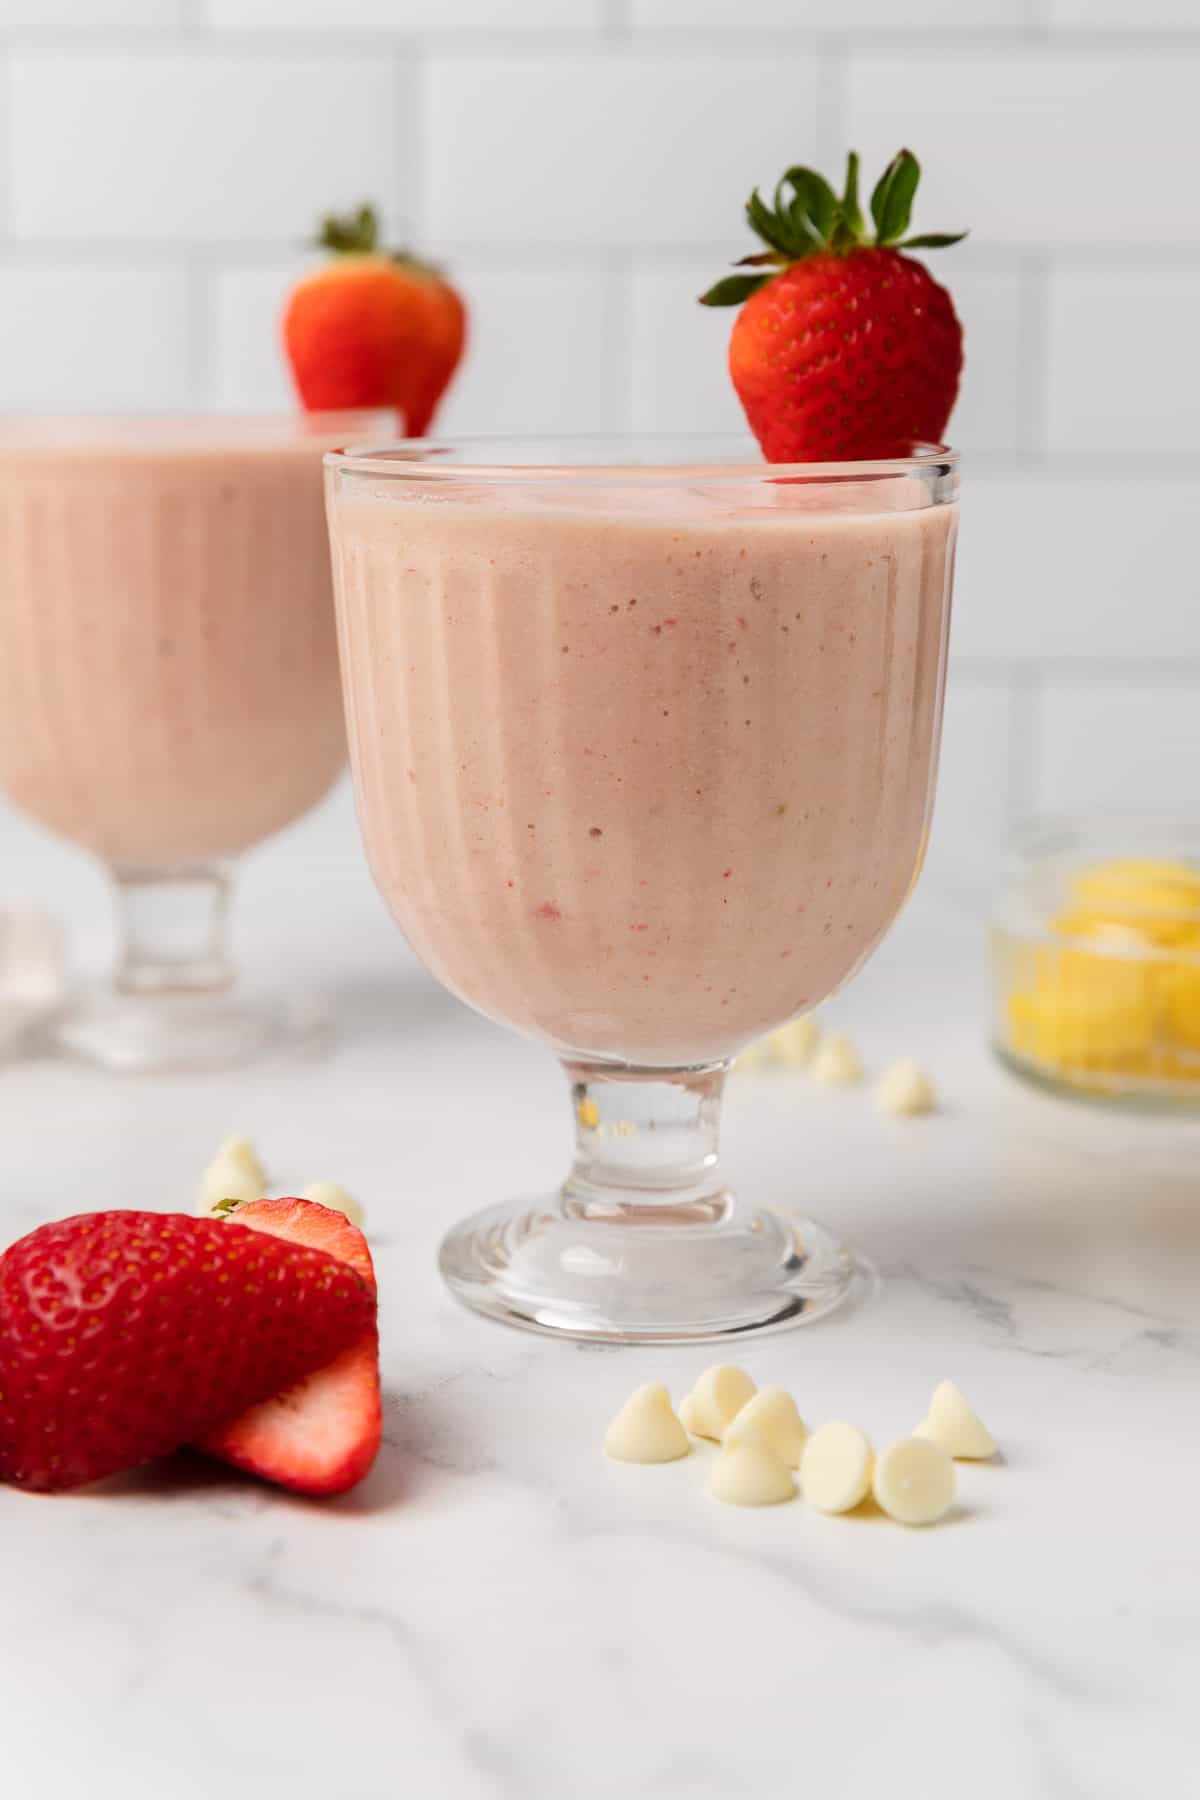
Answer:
[
  {"left": 51, "top": 986, "right": 330, "bottom": 1075},
  {"left": 438, "top": 1198, "right": 867, "bottom": 1344}
]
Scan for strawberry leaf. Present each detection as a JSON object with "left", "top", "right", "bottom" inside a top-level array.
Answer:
[
  {"left": 699, "top": 272, "right": 771, "bottom": 306},
  {"left": 781, "top": 167, "right": 839, "bottom": 243},
  {"left": 391, "top": 248, "right": 446, "bottom": 279},
  {"left": 871, "top": 149, "right": 921, "bottom": 245},
  {"left": 317, "top": 203, "right": 380, "bottom": 255},
  {"left": 900, "top": 231, "right": 969, "bottom": 249},
  {"left": 841, "top": 151, "right": 865, "bottom": 238},
  {"left": 746, "top": 188, "right": 799, "bottom": 257},
  {"left": 868, "top": 154, "right": 901, "bottom": 237},
  {"left": 701, "top": 147, "right": 966, "bottom": 315}
]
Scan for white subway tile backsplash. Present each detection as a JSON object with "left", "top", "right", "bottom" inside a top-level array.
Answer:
[
  {"left": 953, "top": 475, "right": 1200, "bottom": 664},
  {"left": 848, "top": 53, "right": 1200, "bottom": 246},
  {"left": 1038, "top": 681, "right": 1200, "bottom": 819},
  {"left": 438, "top": 266, "right": 625, "bottom": 436},
  {"left": 211, "top": 258, "right": 311, "bottom": 412},
  {"left": 0, "top": 0, "right": 1195, "bottom": 867},
  {"left": 208, "top": 0, "right": 601, "bottom": 27},
  {"left": 628, "top": 262, "right": 749, "bottom": 437},
  {"left": 0, "top": 263, "right": 191, "bottom": 410},
  {"left": 941, "top": 267, "right": 1026, "bottom": 454},
  {"left": 425, "top": 53, "right": 826, "bottom": 248},
  {"left": 9, "top": 52, "right": 401, "bottom": 243},
  {"left": 1046, "top": 270, "right": 1200, "bottom": 455},
  {"left": 925, "top": 677, "right": 1016, "bottom": 885},
  {"left": 632, "top": 0, "right": 1033, "bottom": 26}
]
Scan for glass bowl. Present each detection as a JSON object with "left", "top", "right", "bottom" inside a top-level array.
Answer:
[{"left": 991, "top": 819, "right": 1200, "bottom": 1108}]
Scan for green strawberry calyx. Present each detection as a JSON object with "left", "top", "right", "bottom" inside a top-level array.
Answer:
[
  {"left": 211, "top": 1196, "right": 246, "bottom": 1217},
  {"left": 315, "top": 203, "right": 444, "bottom": 279},
  {"left": 700, "top": 149, "right": 966, "bottom": 306}
]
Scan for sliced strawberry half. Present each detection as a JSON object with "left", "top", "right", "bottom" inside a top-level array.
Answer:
[{"left": 198, "top": 1198, "right": 382, "bottom": 1497}]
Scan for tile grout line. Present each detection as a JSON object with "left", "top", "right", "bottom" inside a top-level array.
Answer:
[
  {"left": 4, "top": 26, "right": 1199, "bottom": 56},
  {"left": 0, "top": 49, "right": 11, "bottom": 244},
  {"left": 609, "top": 252, "right": 635, "bottom": 436},
  {"left": 601, "top": 0, "right": 630, "bottom": 44},
  {"left": 956, "top": 657, "right": 1200, "bottom": 683},
  {"left": 351, "top": 241, "right": 1200, "bottom": 271},
  {"left": 7, "top": 240, "right": 1200, "bottom": 275},
  {"left": 185, "top": 251, "right": 213, "bottom": 411},
  {"left": 1017, "top": 250, "right": 1051, "bottom": 460},
  {"left": 817, "top": 35, "right": 850, "bottom": 168},
  {"left": 397, "top": 42, "right": 420, "bottom": 245}
]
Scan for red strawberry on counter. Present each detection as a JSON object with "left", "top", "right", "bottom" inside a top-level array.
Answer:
[
  {"left": 284, "top": 203, "right": 466, "bottom": 436},
  {"left": 701, "top": 149, "right": 965, "bottom": 461},
  {"left": 0, "top": 1211, "right": 375, "bottom": 1493},
  {"left": 198, "top": 1198, "right": 382, "bottom": 1497}
]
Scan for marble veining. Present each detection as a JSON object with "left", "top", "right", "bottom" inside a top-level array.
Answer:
[{"left": 1, "top": 887, "right": 1198, "bottom": 1797}]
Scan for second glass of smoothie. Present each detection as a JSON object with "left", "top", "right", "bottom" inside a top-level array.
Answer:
[
  {"left": 326, "top": 438, "right": 959, "bottom": 1341},
  {"left": 0, "top": 413, "right": 387, "bottom": 1072}
]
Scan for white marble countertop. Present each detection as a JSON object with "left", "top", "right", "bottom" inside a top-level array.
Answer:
[{"left": 2, "top": 792, "right": 1198, "bottom": 1799}]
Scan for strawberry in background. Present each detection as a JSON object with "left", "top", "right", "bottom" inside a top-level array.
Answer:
[
  {"left": 284, "top": 203, "right": 466, "bottom": 436},
  {"left": 702, "top": 149, "right": 965, "bottom": 462}
]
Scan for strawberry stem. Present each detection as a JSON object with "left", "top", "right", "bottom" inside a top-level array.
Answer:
[
  {"left": 699, "top": 148, "right": 967, "bottom": 306},
  {"left": 870, "top": 150, "right": 921, "bottom": 246},
  {"left": 841, "top": 152, "right": 865, "bottom": 237},
  {"left": 317, "top": 204, "right": 380, "bottom": 255},
  {"left": 313, "top": 202, "right": 447, "bottom": 281}
]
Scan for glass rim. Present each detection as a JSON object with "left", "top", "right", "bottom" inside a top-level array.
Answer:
[
  {"left": 324, "top": 434, "right": 960, "bottom": 484},
  {"left": 1010, "top": 814, "right": 1200, "bottom": 862}
]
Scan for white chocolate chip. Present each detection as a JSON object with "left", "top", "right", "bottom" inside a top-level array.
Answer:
[
  {"left": 604, "top": 1384, "right": 690, "bottom": 1464},
  {"left": 196, "top": 1134, "right": 266, "bottom": 1215},
  {"left": 679, "top": 1392, "right": 704, "bottom": 1435},
  {"left": 873, "top": 1436, "right": 956, "bottom": 1526},
  {"left": 727, "top": 1386, "right": 808, "bottom": 1468},
  {"left": 810, "top": 1033, "right": 863, "bottom": 1086},
  {"left": 708, "top": 1423, "right": 796, "bottom": 1506},
  {"left": 800, "top": 1421, "right": 874, "bottom": 1514},
  {"left": 765, "top": 1014, "right": 820, "bottom": 1066},
  {"left": 914, "top": 1380, "right": 996, "bottom": 1460},
  {"left": 301, "top": 1181, "right": 365, "bottom": 1228},
  {"left": 679, "top": 1365, "right": 757, "bottom": 1441},
  {"left": 878, "top": 1059, "right": 937, "bottom": 1117}
]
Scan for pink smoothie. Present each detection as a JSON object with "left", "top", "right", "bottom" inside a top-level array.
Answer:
[
  {"left": 329, "top": 468, "right": 956, "bottom": 1065},
  {"left": 0, "top": 416, "right": 379, "bottom": 869}
]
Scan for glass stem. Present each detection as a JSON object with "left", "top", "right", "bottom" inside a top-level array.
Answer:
[
  {"left": 112, "top": 865, "right": 235, "bottom": 998},
  {"left": 561, "top": 1059, "right": 733, "bottom": 1225}
]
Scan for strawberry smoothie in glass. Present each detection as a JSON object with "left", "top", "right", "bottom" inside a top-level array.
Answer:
[
  {"left": 0, "top": 412, "right": 388, "bottom": 1073},
  {"left": 326, "top": 437, "right": 958, "bottom": 1341}
]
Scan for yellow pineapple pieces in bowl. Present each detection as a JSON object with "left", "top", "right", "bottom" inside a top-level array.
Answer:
[{"left": 996, "top": 845, "right": 1200, "bottom": 1105}]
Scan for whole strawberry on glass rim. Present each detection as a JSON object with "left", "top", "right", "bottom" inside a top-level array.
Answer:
[
  {"left": 701, "top": 149, "right": 965, "bottom": 462},
  {"left": 284, "top": 203, "right": 466, "bottom": 437}
]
